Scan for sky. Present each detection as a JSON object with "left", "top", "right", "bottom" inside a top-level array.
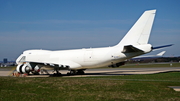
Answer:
[{"left": 0, "top": 0, "right": 180, "bottom": 61}]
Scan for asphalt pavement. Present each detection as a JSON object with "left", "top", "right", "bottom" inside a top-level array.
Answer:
[{"left": 0, "top": 67, "right": 180, "bottom": 77}]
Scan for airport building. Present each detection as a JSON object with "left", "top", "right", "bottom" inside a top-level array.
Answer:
[{"left": 3, "top": 58, "right": 8, "bottom": 63}]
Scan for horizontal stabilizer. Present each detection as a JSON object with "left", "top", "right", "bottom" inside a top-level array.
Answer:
[
  {"left": 157, "top": 51, "right": 166, "bottom": 56},
  {"left": 133, "top": 51, "right": 166, "bottom": 59},
  {"left": 152, "top": 44, "right": 173, "bottom": 50},
  {"left": 122, "top": 45, "right": 143, "bottom": 53}
]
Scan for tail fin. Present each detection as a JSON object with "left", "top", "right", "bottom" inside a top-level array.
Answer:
[{"left": 117, "top": 10, "right": 156, "bottom": 46}]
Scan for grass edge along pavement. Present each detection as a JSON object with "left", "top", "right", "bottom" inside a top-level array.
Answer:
[{"left": 0, "top": 72, "right": 180, "bottom": 101}]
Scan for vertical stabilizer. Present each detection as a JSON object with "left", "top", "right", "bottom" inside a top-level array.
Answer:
[{"left": 117, "top": 10, "right": 156, "bottom": 46}]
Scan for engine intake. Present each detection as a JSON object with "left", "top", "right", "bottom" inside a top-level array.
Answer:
[{"left": 16, "top": 64, "right": 32, "bottom": 74}]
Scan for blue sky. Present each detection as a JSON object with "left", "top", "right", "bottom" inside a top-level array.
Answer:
[{"left": 0, "top": 0, "right": 180, "bottom": 61}]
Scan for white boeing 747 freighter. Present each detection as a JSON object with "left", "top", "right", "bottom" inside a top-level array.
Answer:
[{"left": 16, "top": 10, "right": 173, "bottom": 75}]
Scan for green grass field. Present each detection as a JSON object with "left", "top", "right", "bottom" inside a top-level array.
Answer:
[{"left": 0, "top": 72, "right": 180, "bottom": 101}]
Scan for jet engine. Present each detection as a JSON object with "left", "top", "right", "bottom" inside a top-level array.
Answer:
[
  {"left": 34, "top": 65, "right": 40, "bottom": 72},
  {"left": 16, "top": 63, "right": 42, "bottom": 74},
  {"left": 16, "top": 63, "right": 32, "bottom": 74}
]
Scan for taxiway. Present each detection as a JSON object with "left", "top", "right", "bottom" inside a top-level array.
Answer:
[{"left": 0, "top": 67, "right": 180, "bottom": 77}]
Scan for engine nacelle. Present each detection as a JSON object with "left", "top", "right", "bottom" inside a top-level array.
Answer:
[
  {"left": 16, "top": 63, "right": 32, "bottom": 74},
  {"left": 108, "top": 61, "right": 125, "bottom": 68}
]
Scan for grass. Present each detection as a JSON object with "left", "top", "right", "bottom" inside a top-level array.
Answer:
[{"left": 0, "top": 72, "right": 180, "bottom": 101}]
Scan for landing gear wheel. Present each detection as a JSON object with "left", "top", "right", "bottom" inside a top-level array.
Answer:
[
  {"left": 67, "top": 69, "right": 85, "bottom": 75},
  {"left": 67, "top": 72, "right": 71, "bottom": 76},
  {"left": 33, "top": 72, "right": 40, "bottom": 75},
  {"left": 77, "top": 70, "right": 85, "bottom": 75},
  {"left": 67, "top": 70, "right": 76, "bottom": 76},
  {"left": 53, "top": 68, "right": 62, "bottom": 76},
  {"left": 53, "top": 73, "right": 62, "bottom": 76}
]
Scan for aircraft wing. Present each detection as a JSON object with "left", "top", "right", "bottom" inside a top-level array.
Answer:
[
  {"left": 38, "top": 60, "right": 82, "bottom": 69},
  {"left": 18, "top": 60, "right": 82, "bottom": 72},
  {"left": 56, "top": 60, "right": 82, "bottom": 69},
  {"left": 16, "top": 55, "right": 81, "bottom": 69}
]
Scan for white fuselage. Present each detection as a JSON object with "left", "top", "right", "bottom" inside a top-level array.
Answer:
[{"left": 16, "top": 45, "right": 149, "bottom": 70}]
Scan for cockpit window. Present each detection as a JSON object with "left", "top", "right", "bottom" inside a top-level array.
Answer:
[{"left": 19, "top": 56, "right": 26, "bottom": 62}]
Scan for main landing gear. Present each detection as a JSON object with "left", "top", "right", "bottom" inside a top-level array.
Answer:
[
  {"left": 67, "top": 69, "right": 85, "bottom": 75},
  {"left": 52, "top": 68, "right": 86, "bottom": 76},
  {"left": 53, "top": 68, "right": 62, "bottom": 76}
]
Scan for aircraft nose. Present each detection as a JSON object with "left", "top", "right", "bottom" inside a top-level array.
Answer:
[{"left": 16, "top": 54, "right": 23, "bottom": 64}]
